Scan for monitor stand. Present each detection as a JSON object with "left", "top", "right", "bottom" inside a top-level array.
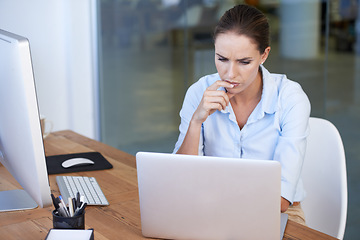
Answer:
[{"left": 0, "top": 189, "right": 38, "bottom": 212}]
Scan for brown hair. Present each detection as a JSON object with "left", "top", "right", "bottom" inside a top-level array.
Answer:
[{"left": 214, "top": 4, "right": 270, "bottom": 54}]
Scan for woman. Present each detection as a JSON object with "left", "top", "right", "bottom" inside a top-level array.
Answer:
[{"left": 173, "top": 4, "right": 310, "bottom": 225}]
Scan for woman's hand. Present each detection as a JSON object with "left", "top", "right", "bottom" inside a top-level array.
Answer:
[
  {"left": 281, "top": 197, "right": 290, "bottom": 212},
  {"left": 176, "top": 80, "right": 234, "bottom": 155},
  {"left": 191, "top": 80, "right": 234, "bottom": 125}
]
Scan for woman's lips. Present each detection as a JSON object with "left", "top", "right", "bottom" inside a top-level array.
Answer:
[{"left": 223, "top": 80, "right": 240, "bottom": 87}]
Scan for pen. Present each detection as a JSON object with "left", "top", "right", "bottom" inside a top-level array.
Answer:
[
  {"left": 72, "top": 198, "right": 77, "bottom": 212},
  {"left": 58, "top": 202, "right": 68, "bottom": 217},
  {"left": 75, "top": 201, "right": 85, "bottom": 212},
  {"left": 76, "top": 192, "right": 81, "bottom": 208},
  {"left": 51, "top": 194, "right": 59, "bottom": 210},
  {"left": 74, "top": 202, "right": 87, "bottom": 217},
  {"left": 68, "top": 197, "right": 74, "bottom": 217},
  {"left": 59, "top": 196, "right": 70, "bottom": 217}
]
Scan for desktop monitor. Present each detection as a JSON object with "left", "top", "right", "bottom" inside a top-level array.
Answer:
[{"left": 0, "top": 29, "right": 52, "bottom": 211}]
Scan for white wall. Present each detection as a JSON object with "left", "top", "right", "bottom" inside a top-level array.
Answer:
[{"left": 0, "top": 0, "right": 98, "bottom": 139}]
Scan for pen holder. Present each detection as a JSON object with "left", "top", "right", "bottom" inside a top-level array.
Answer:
[{"left": 52, "top": 210, "right": 85, "bottom": 229}]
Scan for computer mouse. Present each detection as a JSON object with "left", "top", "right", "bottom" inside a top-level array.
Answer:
[{"left": 61, "top": 158, "right": 95, "bottom": 168}]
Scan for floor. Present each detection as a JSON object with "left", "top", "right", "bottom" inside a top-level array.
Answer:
[{"left": 100, "top": 31, "right": 360, "bottom": 239}]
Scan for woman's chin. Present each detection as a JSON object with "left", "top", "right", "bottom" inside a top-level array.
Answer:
[{"left": 226, "top": 85, "right": 241, "bottom": 94}]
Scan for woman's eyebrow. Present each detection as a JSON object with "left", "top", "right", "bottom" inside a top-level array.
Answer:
[
  {"left": 238, "top": 57, "right": 253, "bottom": 61},
  {"left": 216, "top": 53, "right": 253, "bottom": 61},
  {"left": 216, "top": 53, "right": 227, "bottom": 58}
]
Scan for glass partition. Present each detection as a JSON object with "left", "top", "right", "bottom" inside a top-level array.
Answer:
[{"left": 98, "top": 1, "right": 359, "bottom": 238}]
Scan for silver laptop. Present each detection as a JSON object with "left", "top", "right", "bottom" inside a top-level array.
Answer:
[{"left": 136, "top": 152, "right": 287, "bottom": 240}]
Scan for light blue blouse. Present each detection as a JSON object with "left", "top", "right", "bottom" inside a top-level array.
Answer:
[{"left": 173, "top": 65, "right": 311, "bottom": 203}]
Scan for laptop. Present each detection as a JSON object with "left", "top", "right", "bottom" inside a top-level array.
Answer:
[{"left": 136, "top": 152, "right": 287, "bottom": 240}]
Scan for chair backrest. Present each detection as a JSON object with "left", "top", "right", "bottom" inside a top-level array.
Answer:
[{"left": 301, "top": 117, "right": 348, "bottom": 239}]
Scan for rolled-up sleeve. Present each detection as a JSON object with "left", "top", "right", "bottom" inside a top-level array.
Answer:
[{"left": 173, "top": 80, "right": 205, "bottom": 155}]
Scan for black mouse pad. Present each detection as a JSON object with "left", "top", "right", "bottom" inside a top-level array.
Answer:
[{"left": 46, "top": 152, "right": 113, "bottom": 175}]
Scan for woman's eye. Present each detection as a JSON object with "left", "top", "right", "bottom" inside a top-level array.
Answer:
[
  {"left": 218, "top": 58, "right": 227, "bottom": 62},
  {"left": 240, "top": 60, "right": 251, "bottom": 65}
]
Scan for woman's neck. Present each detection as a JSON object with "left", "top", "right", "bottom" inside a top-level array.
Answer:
[{"left": 230, "top": 70, "right": 263, "bottom": 105}]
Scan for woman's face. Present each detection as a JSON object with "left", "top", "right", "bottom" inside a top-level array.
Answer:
[{"left": 214, "top": 32, "right": 270, "bottom": 95}]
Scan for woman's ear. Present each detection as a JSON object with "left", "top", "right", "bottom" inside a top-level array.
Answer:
[{"left": 261, "top": 46, "right": 271, "bottom": 64}]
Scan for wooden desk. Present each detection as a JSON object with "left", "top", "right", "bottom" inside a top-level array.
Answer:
[{"left": 0, "top": 130, "right": 338, "bottom": 240}]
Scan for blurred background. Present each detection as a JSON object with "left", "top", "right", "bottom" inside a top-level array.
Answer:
[{"left": 97, "top": 0, "right": 359, "bottom": 239}]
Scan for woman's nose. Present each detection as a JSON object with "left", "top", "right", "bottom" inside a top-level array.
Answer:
[{"left": 227, "top": 63, "right": 237, "bottom": 79}]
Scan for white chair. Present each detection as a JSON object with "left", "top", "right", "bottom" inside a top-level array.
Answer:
[{"left": 301, "top": 117, "right": 348, "bottom": 239}]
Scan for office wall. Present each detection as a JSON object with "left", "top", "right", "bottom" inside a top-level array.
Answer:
[{"left": 0, "top": 0, "right": 98, "bottom": 139}]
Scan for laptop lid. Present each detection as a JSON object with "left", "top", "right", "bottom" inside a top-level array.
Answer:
[{"left": 136, "top": 152, "right": 282, "bottom": 240}]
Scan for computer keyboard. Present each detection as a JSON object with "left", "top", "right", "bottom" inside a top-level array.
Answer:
[{"left": 56, "top": 176, "right": 109, "bottom": 206}]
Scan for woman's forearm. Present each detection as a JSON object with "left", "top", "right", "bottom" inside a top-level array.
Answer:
[{"left": 176, "top": 120, "right": 202, "bottom": 155}]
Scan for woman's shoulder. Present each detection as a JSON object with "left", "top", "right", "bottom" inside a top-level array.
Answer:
[
  {"left": 276, "top": 75, "right": 308, "bottom": 102},
  {"left": 262, "top": 66, "right": 310, "bottom": 113},
  {"left": 263, "top": 67, "right": 307, "bottom": 99}
]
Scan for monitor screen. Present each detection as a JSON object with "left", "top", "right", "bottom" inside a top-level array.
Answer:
[{"left": 0, "top": 29, "right": 52, "bottom": 211}]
